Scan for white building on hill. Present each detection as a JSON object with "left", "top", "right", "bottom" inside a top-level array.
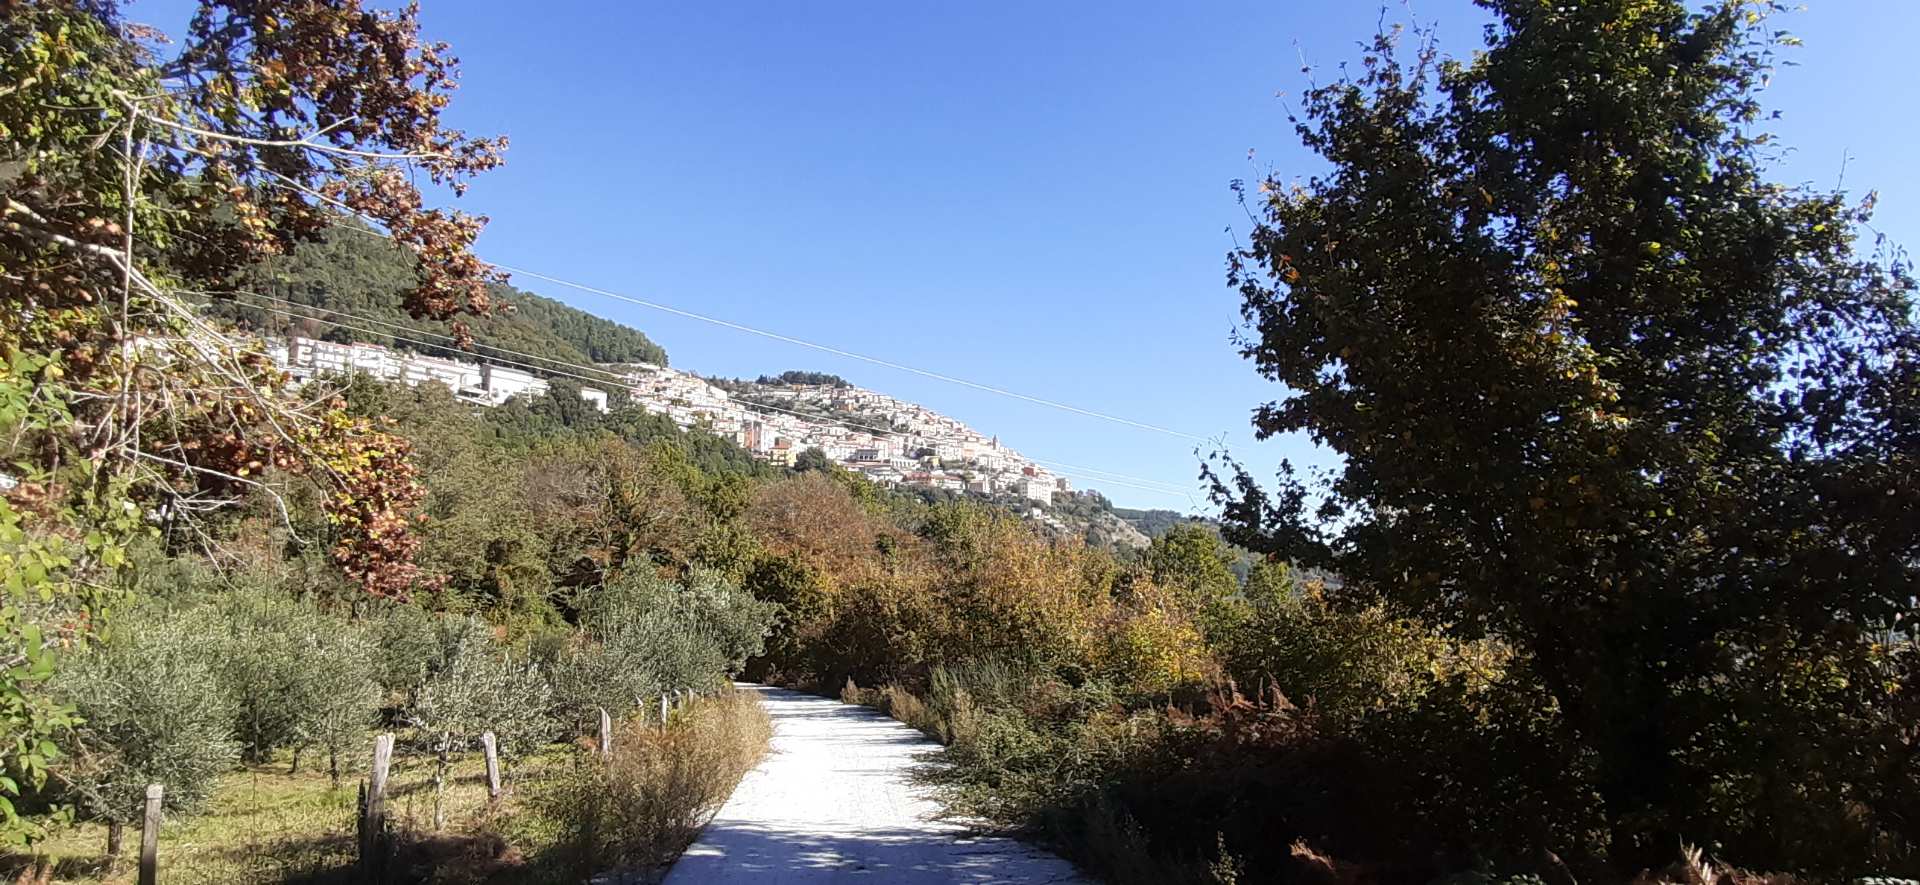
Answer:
[{"left": 479, "top": 364, "right": 548, "bottom": 404}]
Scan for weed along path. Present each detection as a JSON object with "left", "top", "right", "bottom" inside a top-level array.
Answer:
[{"left": 665, "top": 684, "right": 1089, "bottom": 884}]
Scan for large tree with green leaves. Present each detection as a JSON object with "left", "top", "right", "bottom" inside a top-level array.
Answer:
[
  {"left": 1213, "top": 0, "right": 1917, "bottom": 871},
  {"left": 2, "top": 0, "right": 502, "bottom": 842}
]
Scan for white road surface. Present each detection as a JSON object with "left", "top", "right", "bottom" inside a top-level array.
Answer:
[{"left": 664, "top": 684, "right": 1090, "bottom": 884}]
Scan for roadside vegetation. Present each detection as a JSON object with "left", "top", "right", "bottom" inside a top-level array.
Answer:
[
  {"left": 3, "top": 1, "right": 1916, "bottom": 884},
  {"left": 7, "top": 557, "right": 772, "bottom": 883},
  {"left": 22, "top": 688, "right": 766, "bottom": 884},
  {"left": 813, "top": 2, "right": 1920, "bottom": 882},
  {"left": 537, "top": 690, "right": 771, "bottom": 879}
]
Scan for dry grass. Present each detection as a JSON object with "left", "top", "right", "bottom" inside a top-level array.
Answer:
[
  {"left": 1626, "top": 844, "right": 1818, "bottom": 885},
  {"left": 10, "top": 747, "right": 570, "bottom": 885},
  {"left": 839, "top": 678, "right": 946, "bottom": 739},
  {"left": 533, "top": 687, "right": 772, "bottom": 880}
]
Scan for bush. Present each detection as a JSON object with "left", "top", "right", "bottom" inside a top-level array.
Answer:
[
  {"left": 553, "top": 568, "right": 777, "bottom": 724},
  {"left": 55, "top": 613, "right": 238, "bottom": 853},
  {"left": 534, "top": 687, "right": 771, "bottom": 877},
  {"left": 1099, "top": 599, "right": 1217, "bottom": 698}
]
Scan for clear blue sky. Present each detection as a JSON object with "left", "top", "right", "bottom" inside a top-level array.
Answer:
[{"left": 137, "top": 1, "right": 1920, "bottom": 509}]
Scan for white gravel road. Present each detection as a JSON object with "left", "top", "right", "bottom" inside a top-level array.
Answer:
[{"left": 663, "top": 684, "right": 1089, "bottom": 884}]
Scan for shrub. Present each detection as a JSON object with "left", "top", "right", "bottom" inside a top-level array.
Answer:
[
  {"left": 535, "top": 687, "right": 771, "bottom": 877},
  {"left": 1216, "top": 581, "right": 1442, "bottom": 722},
  {"left": 553, "top": 568, "right": 777, "bottom": 724},
  {"left": 55, "top": 613, "right": 238, "bottom": 854},
  {"left": 1099, "top": 598, "right": 1218, "bottom": 699}
]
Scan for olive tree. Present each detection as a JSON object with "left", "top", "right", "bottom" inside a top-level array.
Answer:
[
  {"left": 291, "top": 625, "right": 382, "bottom": 787},
  {"left": 404, "top": 616, "right": 552, "bottom": 828},
  {"left": 553, "top": 568, "right": 777, "bottom": 725},
  {"left": 56, "top": 616, "right": 237, "bottom": 856}
]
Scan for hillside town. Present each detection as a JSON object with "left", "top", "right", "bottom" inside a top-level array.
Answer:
[{"left": 271, "top": 335, "right": 1069, "bottom": 505}]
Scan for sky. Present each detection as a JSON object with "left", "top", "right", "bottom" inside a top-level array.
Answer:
[{"left": 135, "top": 1, "right": 1920, "bottom": 510}]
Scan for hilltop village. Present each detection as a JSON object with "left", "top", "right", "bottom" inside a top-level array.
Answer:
[{"left": 272, "top": 336, "right": 1071, "bottom": 506}]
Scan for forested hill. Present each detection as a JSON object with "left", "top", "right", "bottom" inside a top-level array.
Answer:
[
  {"left": 1112, "top": 506, "right": 1193, "bottom": 539},
  {"left": 209, "top": 225, "right": 669, "bottom": 367}
]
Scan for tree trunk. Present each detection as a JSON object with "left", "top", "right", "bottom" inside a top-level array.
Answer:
[
  {"left": 290, "top": 745, "right": 301, "bottom": 775},
  {"left": 106, "top": 819, "right": 124, "bottom": 858},
  {"left": 329, "top": 746, "right": 341, "bottom": 788}
]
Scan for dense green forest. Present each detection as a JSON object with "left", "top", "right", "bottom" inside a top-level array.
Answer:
[
  {"left": 208, "top": 224, "right": 670, "bottom": 367},
  {"left": 1111, "top": 505, "right": 1194, "bottom": 539}
]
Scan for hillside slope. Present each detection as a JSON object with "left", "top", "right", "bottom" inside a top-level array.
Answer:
[{"left": 210, "top": 225, "right": 669, "bottom": 368}]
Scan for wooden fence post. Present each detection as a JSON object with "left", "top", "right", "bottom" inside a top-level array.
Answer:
[
  {"left": 659, "top": 693, "right": 670, "bottom": 729},
  {"left": 480, "top": 731, "right": 502, "bottom": 801},
  {"left": 597, "top": 707, "right": 612, "bottom": 758},
  {"left": 136, "top": 783, "right": 162, "bottom": 885},
  {"left": 360, "top": 733, "right": 395, "bottom": 880}
]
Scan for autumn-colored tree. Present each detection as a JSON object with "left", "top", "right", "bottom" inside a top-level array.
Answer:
[
  {"left": 747, "top": 472, "right": 907, "bottom": 586},
  {"left": 1212, "top": 0, "right": 1917, "bottom": 872},
  {"left": 1, "top": 0, "right": 502, "bottom": 840}
]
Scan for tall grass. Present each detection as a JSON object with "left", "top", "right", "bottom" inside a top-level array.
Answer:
[{"left": 534, "top": 687, "right": 772, "bottom": 879}]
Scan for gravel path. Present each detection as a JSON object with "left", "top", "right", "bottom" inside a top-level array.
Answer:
[{"left": 664, "top": 684, "right": 1089, "bottom": 884}]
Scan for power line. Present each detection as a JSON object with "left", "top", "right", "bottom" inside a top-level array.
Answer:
[
  {"left": 327, "top": 223, "right": 1208, "bottom": 442},
  {"left": 492, "top": 263, "right": 1209, "bottom": 441},
  {"left": 236, "top": 297, "right": 1196, "bottom": 501}
]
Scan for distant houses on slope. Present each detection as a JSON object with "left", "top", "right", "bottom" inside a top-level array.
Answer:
[
  {"left": 277, "top": 336, "right": 608, "bottom": 412},
  {"left": 267, "top": 336, "right": 1064, "bottom": 504}
]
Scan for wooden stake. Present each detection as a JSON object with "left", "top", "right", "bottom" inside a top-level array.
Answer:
[
  {"left": 136, "top": 783, "right": 162, "bottom": 885},
  {"left": 360, "top": 733, "right": 394, "bottom": 879},
  {"left": 597, "top": 707, "right": 612, "bottom": 758},
  {"left": 480, "top": 731, "right": 502, "bottom": 801},
  {"left": 659, "top": 693, "right": 670, "bottom": 729},
  {"left": 369, "top": 733, "right": 393, "bottom": 816}
]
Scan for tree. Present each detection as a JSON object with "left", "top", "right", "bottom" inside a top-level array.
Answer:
[
  {"left": 793, "top": 446, "right": 833, "bottom": 473},
  {"left": 205, "top": 224, "right": 669, "bottom": 370},
  {"left": 56, "top": 614, "right": 238, "bottom": 856},
  {"left": 404, "top": 615, "right": 552, "bottom": 829},
  {"left": 1212, "top": 0, "right": 1918, "bottom": 871},
  {"left": 756, "top": 371, "right": 849, "bottom": 388},
  {"left": 1142, "top": 524, "right": 1237, "bottom": 615},
  {"left": 555, "top": 568, "right": 777, "bottom": 722},
  {"left": 295, "top": 629, "right": 382, "bottom": 788},
  {"left": 2, "top": 0, "right": 502, "bottom": 838},
  {"left": 219, "top": 604, "right": 308, "bottom": 764},
  {"left": 1240, "top": 558, "right": 1294, "bottom": 609}
]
